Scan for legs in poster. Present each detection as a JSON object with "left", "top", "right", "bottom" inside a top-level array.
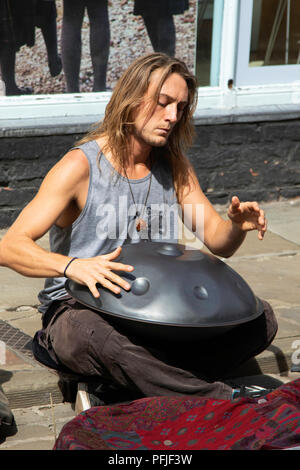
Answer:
[
  {"left": 141, "top": 14, "right": 176, "bottom": 57},
  {"left": 36, "top": 1, "right": 62, "bottom": 78},
  {"left": 0, "top": 0, "right": 60, "bottom": 95},
  {"left": 61, "top": 0, "right": 110, "bottom": 92}
]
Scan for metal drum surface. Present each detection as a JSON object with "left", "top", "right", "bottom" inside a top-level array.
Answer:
[{"left": 65, "top": 241, "right": 264, "bottom": 341}]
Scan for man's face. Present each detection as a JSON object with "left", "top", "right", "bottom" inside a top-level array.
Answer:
[{"left": 132, "top": 70, "right": 189, "bottom": 148}]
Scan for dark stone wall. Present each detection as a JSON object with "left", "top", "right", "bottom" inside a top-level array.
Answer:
[
  {"left": 0, "top": 133, "right": 83, "bottom": 228},
  {"left": 189, "top": 119, "right": 300, "bottom": 205},
  {"left": 0, "top": 119, "right": 300, "bottom": 228}
]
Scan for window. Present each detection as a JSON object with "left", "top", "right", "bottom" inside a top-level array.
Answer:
[{"left": 235, "top": 0, "right": 300, "bottom": 86}]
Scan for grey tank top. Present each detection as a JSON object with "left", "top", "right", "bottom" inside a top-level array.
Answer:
[{"left": 38, "top": 140, "right": 179, "bottom": 314}]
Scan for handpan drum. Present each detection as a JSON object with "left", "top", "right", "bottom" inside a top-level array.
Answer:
[{"left": 65, "top": 241, "right": 264, "bottom": 341}]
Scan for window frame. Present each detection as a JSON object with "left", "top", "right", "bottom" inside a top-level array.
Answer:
[{"left": 235, "top": 0, "right": 300, "bottom": 87}]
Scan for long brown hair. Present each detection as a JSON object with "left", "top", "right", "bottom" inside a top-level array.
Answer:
[{"left": 77, "top": 53, "right": 198, "bottom": 199}]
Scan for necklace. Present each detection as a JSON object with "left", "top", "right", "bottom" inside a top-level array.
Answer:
[{"left": 124, "top": 160, "right": 152, "bottom": 233}]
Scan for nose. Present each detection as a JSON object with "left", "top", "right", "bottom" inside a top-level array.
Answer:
[{"left": 164, "top": 103, "right": 178, "bottom": 123}]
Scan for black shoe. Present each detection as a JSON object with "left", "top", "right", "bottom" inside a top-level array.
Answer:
[
  {"left": 49, "top": 55, "right": 62, "bottom": 77},
  {"left": 0, "top": 416, "right": 17, "bottom": 440},
  {"left": 0, "top": 388, "right": 17, "bottom": 440},
  {"left": 6, "top": 86, "right": 34, "bottom": 96},
  {"left": 231, "top": 385, "right": 273, "bottom": 401}
]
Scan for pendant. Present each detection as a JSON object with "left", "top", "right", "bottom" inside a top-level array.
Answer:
[{"left": 136, "top": 218, "right": 147, "bottom": 232}]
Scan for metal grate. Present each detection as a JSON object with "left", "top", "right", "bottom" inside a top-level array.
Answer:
[
  {"left": 0, "top": 320, "right": 66, "bottom": 409},
  {"left": 0, "top": 319, "right": 33, "bottom": 358},
  {"left": 7, "top": 386, "right": 63, "bottom": 409}
]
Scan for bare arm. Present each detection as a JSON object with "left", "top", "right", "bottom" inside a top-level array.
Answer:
[
  {"left": 0, "top": 149, "right": 134, "bottom": 297},
  {"left": 0, "top": 150, "right": 84, "bottom": 276},
  {"left": 179, "top": 169, "right": 267, "bottom": 258}
]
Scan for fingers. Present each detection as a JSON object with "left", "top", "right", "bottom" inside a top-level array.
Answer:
[
  {"left": 69, "top": 247, "right": 135, "bottom": 298},
  {"left": 98, "top": 246, "right": 134, "bottom": 271},
  {"left": 86, "top": 280, "right": 101, "bottom": 299},
  {"left": 229, "top": 195, "right": 241, "bottom": 213},
  {"left": 257, "top": 209, "right": 267, "bottom": 240},
  {"left": 229, "top": 197, "right": 267, "bottom": 239},
  {"left": 231, "top": 195, "right": 240, "bottom": 206},
  {"left": 101, "top": 246, "right": 122, "bottom": 260},
  {"left": 86, "top": 276, "right": 123, "bottom": 299},
  {"left": 101, "top": 267, "right": 132, "bottom": 292},
  {"left": 82, "top": 268, "right": 132, "bottom": 299},
  {"left": 246, "top": 203, "right": 267, "bottom": 239},
  {"left": 84, "top": 262, "right": 132, "bottom": 298},
  {"left": 100, "top": 246, "right": 134, "bottom": 272}
]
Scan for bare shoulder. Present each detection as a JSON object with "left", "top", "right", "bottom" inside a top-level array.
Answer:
[
  {"left": 63, "top": 147, "right": 89, "bottom": 167},
  {"left": 50, "top": 148, "right": 89, "bottom": 182},
  {"left": 36, "top": 148, "right": 89, "bottom": 198}
]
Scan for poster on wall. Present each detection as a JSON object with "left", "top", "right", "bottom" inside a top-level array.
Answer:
[{"left": 0, "top": 0, "right": 197, "bottom": 97}]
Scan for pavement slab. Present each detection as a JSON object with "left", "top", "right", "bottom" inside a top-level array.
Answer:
[
  {"left": 261, "top": 199, "right": 300, "bottom": 246},
  {"left": 0, "top": 403, "right": 75, "bottom": 450}
]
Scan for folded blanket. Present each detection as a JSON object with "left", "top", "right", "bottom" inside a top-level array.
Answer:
[{"left": 54, "top": 378, "right": 300, "bottom": 450}]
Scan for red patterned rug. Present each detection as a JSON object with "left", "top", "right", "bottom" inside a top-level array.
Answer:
[{"left": 54, "top": 378, "right": 300, "bottom": 450}]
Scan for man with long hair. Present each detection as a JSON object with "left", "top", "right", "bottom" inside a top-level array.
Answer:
[{"left": 0, "top": 53, "right": 277, "bottom": 410}]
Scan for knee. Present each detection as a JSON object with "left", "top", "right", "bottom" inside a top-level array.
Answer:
[{"left": 49, "top": 310, "right": 96, "bottom": 375}]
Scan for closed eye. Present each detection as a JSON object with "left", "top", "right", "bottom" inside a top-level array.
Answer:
[{"left": 158, "top": 102, "right": 187, "bottom": 111}]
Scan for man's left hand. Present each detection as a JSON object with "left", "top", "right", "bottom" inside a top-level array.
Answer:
[{"left": 227, "top": 196, "right": 267, "bottom": 240}]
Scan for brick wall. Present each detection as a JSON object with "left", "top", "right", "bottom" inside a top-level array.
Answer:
[
  {"left": 0, "top": 119, "right": 300, "bottom": 228},
  {"left": 0, "top": 133, "right": 82, "bottom": 228},
  {"left": 189, "top": 119, "right": 300, "bottom": 204}
]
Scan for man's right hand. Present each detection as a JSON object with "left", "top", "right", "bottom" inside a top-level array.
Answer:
[{"left": 64, "top": 246, "right": 134, "bottom": 298}]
